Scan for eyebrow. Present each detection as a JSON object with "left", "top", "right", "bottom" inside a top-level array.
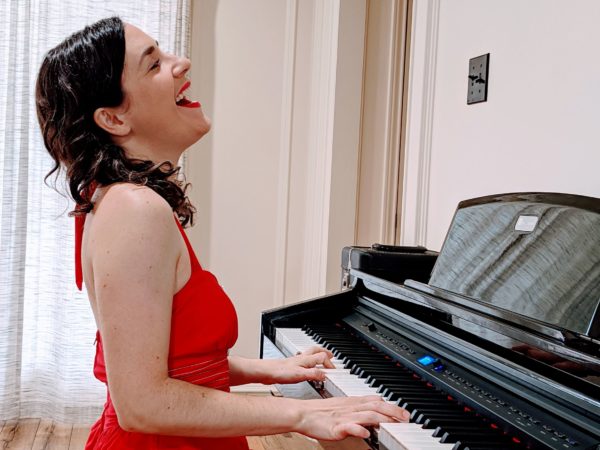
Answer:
[{"left": 138, "top": 41, "right": 160, "bottom": 69}]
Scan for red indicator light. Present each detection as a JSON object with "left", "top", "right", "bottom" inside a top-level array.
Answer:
[
  {"left": 464, "top": 406, "right": 472, "bottom": 412},
  {"left": 491, "top": 423, "right": 498, "bottom": 429},
  {"left": 512, "top": 437, "right": 521, "bottom": 444},
  {"left": 447, "top": 395, "right": 454, "bottom": 401},
  {"left": 384, "top": 355, "right": 391, "bottom": 359}
]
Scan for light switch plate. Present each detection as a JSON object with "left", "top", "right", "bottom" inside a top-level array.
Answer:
[{"left": 467, "top": 53, "right": 489, "bottom": 104}]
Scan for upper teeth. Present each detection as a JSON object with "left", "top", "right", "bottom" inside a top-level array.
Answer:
[{"left": 176, "top": 93, "right": 185, "bottom": 102}]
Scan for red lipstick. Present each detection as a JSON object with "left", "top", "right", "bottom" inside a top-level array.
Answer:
[
  {"left": 176, "top": 81, "right": 201, "bottom": 108},
  {"left": 177, "top": 81, "right": 191, "bottom": 97}
]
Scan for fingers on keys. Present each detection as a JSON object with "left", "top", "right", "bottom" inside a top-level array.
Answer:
[
  {"left": 303, "top": 346, "right": 335, "bottom": 360},
  {"left": 333, "top": 422, "right": 370, "bottom": 439},
  {"left": 357, "top": 397, "right": 410, "bottom": 422},
  {"left": 335, "top": 397, "right": 410, "bottom": 439},
  {"left": 300, "top": 350, "right": 336, "bottom": 370}
]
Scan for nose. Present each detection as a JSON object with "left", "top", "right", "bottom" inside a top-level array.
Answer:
[{"left": 172, "top": 55, "right": 191, "bottom": 78}]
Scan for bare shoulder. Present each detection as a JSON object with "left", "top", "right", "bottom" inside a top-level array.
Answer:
[
  {"left": 94, "top": 182, "right": 173, "bottom": 224},
  {"left": 86, "top": 182, "right": 180, "bottom": 264}
]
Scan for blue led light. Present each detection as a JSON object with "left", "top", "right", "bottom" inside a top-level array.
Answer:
[{"left": 417, "top": 355, "right": 438, "bottom": 366}]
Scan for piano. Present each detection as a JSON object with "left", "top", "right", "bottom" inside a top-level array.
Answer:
[{"left": 260, "top": 193, "right": 600, "bottom": 450}]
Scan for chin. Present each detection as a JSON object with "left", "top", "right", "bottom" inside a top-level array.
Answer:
[{"left": 193, "top": 116, "right": 212, "bottom": 140}]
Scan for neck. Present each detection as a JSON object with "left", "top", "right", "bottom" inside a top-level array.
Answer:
[{"left": 116, "top": 135, "right": 184, "bottom": 167}]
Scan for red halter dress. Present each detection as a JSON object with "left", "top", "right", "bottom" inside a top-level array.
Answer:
[{"left": 76, "top": 213, "right": 250, "bottom": 450}]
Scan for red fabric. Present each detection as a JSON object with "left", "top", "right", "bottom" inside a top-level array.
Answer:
[
  {"left": 75, "top": 214, "right": 85, "bottom": 290},
  {"left": 77, "top": 214, "right": 250, "bottom": 449}
]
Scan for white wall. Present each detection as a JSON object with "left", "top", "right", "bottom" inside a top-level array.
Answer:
[
  {"left": 184, "top": 0, "right": 600, "bottom": 357},
  {"left": 186, "top": 0, "right": 366, "bottom": 357},
  {"left": 187, "top": 0, "right": 286, "bottom": 358},
  {"left": 402, "top": 0, "right": 600, "bottom": 251}
]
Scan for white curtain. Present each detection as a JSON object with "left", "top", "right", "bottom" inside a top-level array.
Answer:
[{"left": 0, "top": 0, "right": 191, "bottom": 423}]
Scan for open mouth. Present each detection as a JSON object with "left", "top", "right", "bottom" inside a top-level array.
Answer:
[{"left": 176, "top": 81, "right": 201, "bottom": 108}]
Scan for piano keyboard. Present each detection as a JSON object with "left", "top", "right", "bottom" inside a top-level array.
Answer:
[{"left": 275, "top": 325, "right": 522, "bottom": 450}]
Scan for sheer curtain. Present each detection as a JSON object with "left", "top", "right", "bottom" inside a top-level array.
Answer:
[{"left": 0, "top": 0, "right": 191, "bottom": 423}]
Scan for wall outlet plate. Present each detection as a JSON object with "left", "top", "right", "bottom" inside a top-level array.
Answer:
[{"left": 467, "top": 53, "right": 489, "bottom": 104}]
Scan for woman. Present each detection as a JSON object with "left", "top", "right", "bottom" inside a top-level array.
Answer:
[{"left": 35, "top": 17, "right": 408, "bottom": 449}]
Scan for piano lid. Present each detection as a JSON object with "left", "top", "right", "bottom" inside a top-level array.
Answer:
[{"left": 428, "top": 192, "right": 600, "bottom": 339}]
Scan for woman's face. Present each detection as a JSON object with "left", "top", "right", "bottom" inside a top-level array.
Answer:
[{"left": 118, "top": 24, "right": 210, "bottom": 158}]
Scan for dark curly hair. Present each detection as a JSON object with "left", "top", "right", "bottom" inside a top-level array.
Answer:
[{"left": 35, "top": 16, "right": 195, "bottom": 226}]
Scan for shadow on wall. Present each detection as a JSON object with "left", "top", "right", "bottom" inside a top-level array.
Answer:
[{"left": 187, "top": 0, "right": 217, "bottom": 266}]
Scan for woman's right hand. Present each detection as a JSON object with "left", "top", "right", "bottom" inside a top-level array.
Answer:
[{"left": 293, "top": 395, "right": 410, "bottom": 441}]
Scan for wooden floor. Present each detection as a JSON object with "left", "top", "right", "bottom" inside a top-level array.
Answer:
[
  {"left": 0, "top": 419, "right": 90, "bottom": 450},
  {"left": 0, "top": 386, "right": 370, "bottom": 449},
  {"left": 0, "top": 420, "right": 369, "bottom": 450}
]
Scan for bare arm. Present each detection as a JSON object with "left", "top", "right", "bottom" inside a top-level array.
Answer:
[
  {"left": 228, "top": 347, "right": 335, "bottom": 386},
  {"left": 90, "top": 185, "right": 408, "bottom": 439}
]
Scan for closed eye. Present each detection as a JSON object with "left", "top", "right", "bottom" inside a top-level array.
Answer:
[{"left": 149, "top": 59, "right": 160, "bottom": 72}]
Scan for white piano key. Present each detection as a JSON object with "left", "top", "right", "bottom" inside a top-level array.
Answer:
[
  {"left": 328, "top": 379, "right": 377, "bottom": 392},
  {"left": 379, "top": 423, "right": 455, "bottom": 450},
  {"left": 275, "top": 327, "right": 455, "bottom": 450},
  {"left": 275, "top": 328, "right": 345, "bottom": 369},
  {"left": 320, "top": 368, "right": 351, "bottom": 374},
  {"left": 275, "top": 328, "right": 318, "bottom": 356}
]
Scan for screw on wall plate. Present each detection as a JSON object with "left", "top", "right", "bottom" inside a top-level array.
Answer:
[{"left": 467, "top": 53, "right": 489, "bottom": 104}]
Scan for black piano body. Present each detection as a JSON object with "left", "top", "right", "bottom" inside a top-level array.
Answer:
[{"left": 261, "top": 193, "right": 600, "bottom": 450}]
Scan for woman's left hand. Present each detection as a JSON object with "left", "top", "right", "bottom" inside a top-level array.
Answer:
[{"left": 261, "top": 346, "right": 336, "bottom": 385}]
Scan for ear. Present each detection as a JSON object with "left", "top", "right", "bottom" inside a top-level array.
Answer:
[{"left": 93, "top": 107, "right": 131, "bottom": 137}]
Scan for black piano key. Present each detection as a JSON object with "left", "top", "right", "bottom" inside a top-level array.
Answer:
[
  {"left": 400, "top": 400, "right": 461, "bottom": 411},
  {"left": 456, "top": 444, "right": 519, "bottom": 450},
  {"left": 448, "top": 438, "right": 523, "bottom": 450},
  {"left": 351, "top": 362, "right": 400, "bottom": 371},
  {"left": 422, "top": 417, "right": 482, "bottom": 429},
  {"left": 303, "top": 322, "right": 532, "bottom": 450},
  {"left": 332, "top": 346, "right": 375, "bottom": 352},
  {"left": 414, "top": 412, "right": 468, "bottom": 425},
  {"left": 365, "top": 370, "right": 414, "bottom": 380},
  {"left": 378, "top": 386, "right": 435, "bottom": 396},
  {"left": 383, "top": 388, "right": 441, "bottom": 399},
  {"left": 342, "top": 354, "right": 395, "bottom": 361},
  {"left": 384, "top": 392, "right": 443, "bottom": 404},
  {"left": 343, "top": 357, "right": 392, "bottom": 366},
  {"left": 432, "top": 424, "right": 493, "bottom": 437},
  {"left": 438, "top": 430, "right": 518, "bottom": 448},
  {"left": 371, "top": 379, "right": 422, "bottom": 389},
  {"left": 341, "top": 353, "right": 392, "bottom": 360},
  {"left": 392, "top": 394, "right": 448, "bottom": 405},
  {"left": 414, "top": 409, "right": 473, "bottom": 421},
  {"left": 377, "top": 384, "right": 425, "bottom": 395},
  {"left": 378, "top": 381, "right": 439, "bottom": 391},
  {"left": 411, "top": 406, "right": 472, "bottom": 418},
  {"left": 350, "top": 364, "right": 397, "bottom": 374},
  {"left": 356, "top": 364, "right": 404, "bottom": 372},
  {"left": 437, "top": 430, "right": 496, "bottom": 443},
  {"left": 391, "top": 396, "right": 451, "bottom": 407},
  {"left": 367, "top": 375, "right": 417, "bottom": 386},
  {"left": 330, "top": 346, "right": 372, "bottom": 352},
  {"left": 317, "top": 335, "right": 359, "bottom": 342},
  {"left": 311, "top": 334, "right": 354, "bottom": 340},
  {"left": 399, "top": 397, "right": 455, "bottom": 406}
]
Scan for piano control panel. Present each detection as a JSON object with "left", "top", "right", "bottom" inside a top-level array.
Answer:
[
  {"left": 344, "top": 314, "right": 595, "bottom": 450},
  {"left": 264, "top": 194, "right": 600, "bottom": 450}
]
